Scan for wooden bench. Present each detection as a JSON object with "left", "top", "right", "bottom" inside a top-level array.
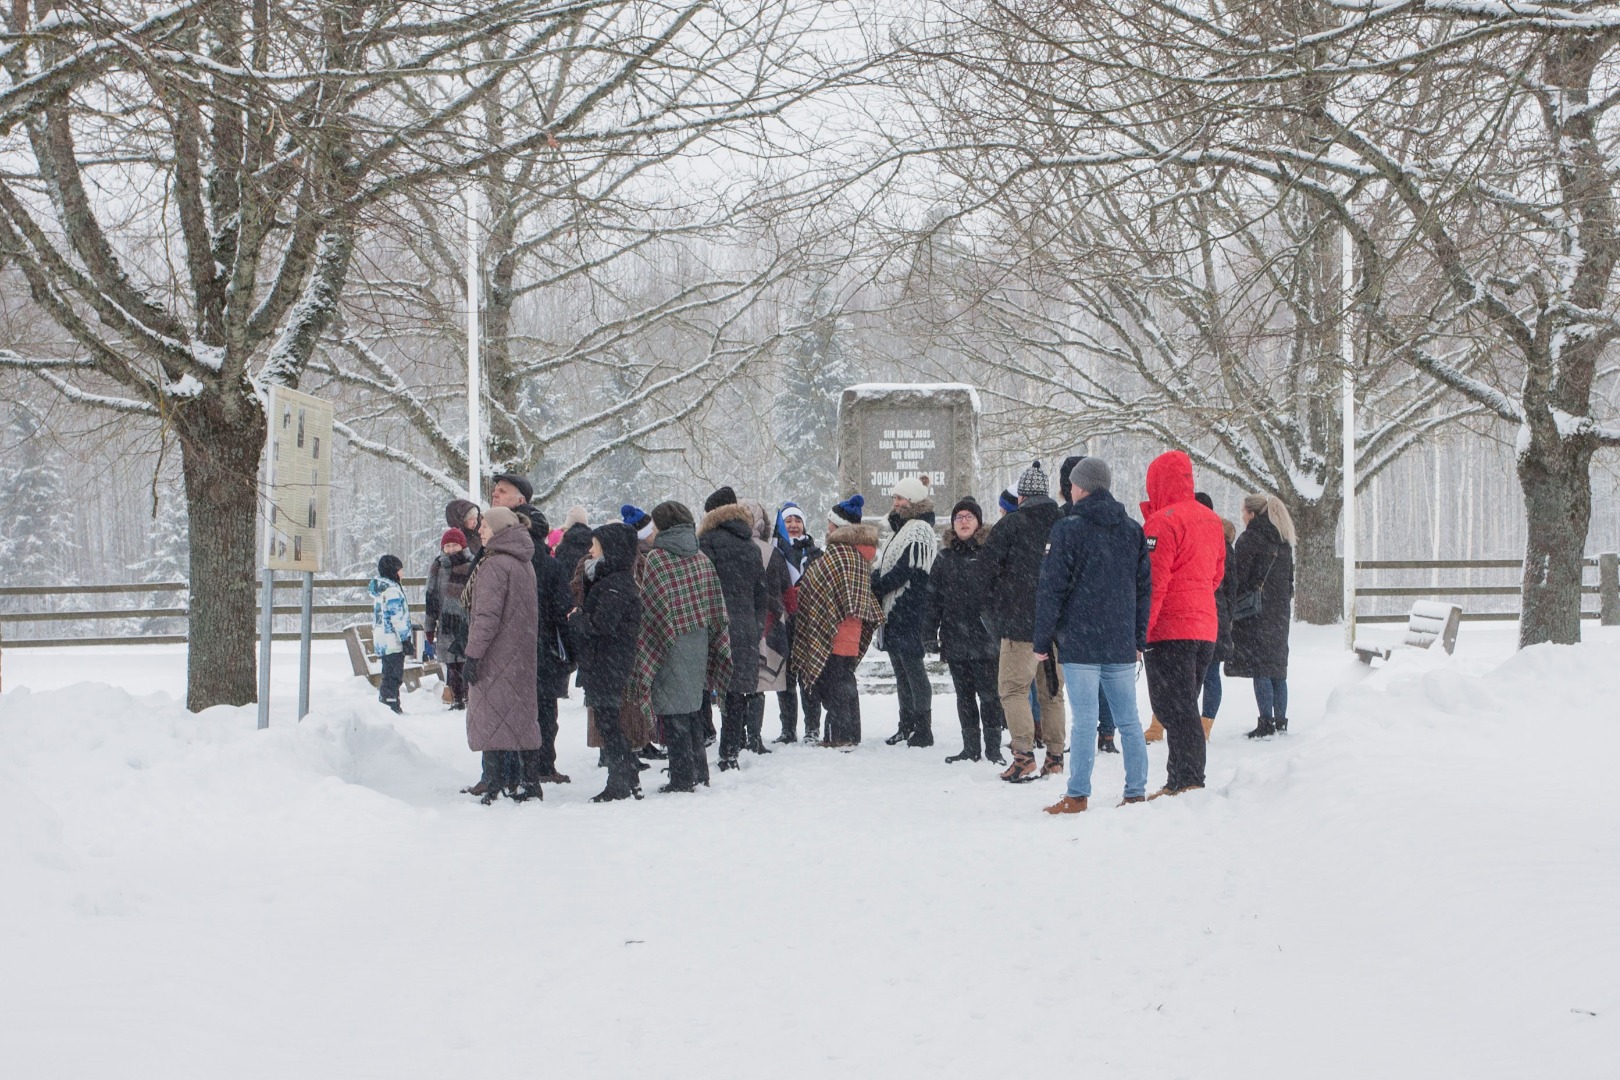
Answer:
[
  {"left": 1354, "top": 601, "right": 1462, "bottom": 664},
  {"left": 342, "top": 623, "right": 440, "bottom": 690}
]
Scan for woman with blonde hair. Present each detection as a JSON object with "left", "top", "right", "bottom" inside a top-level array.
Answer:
[{"left": 1225, "top": 494, "right": 1296, "bottom": 738}]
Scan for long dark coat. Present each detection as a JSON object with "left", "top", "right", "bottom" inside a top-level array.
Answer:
[
  {"left": 424, "top": 550, "right": 472, "bottom": 662},
  {"left": 699, "top": 503, "right": 767, "bottom": 695},
  {"left": 569, "top": 523, "right": 643, "bottom": 709},
  {"left": 1225, "top": 514, "right": 1294, "bottom": 680},
  {"left": 535, "top": 549, "right": 574, "bottom": 699},
  {"left": 553, "top": 522, "right": 594, "bottom": 580},
  {"left": 925, "top": 524, "right": 1000, "bottom": 663},
  {"left": 464, "top": 524, "right": 541, "bottom": 751}
]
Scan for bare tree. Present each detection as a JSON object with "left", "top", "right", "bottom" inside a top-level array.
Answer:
[
  {"left": 310, "top": 0, "right": 876, "bottom": 510},
  {"left": 889, "top": 0, "right": 1620, "bottom": 644},
  {"left": 0, "top": 1, "right": 788, "bottom": 708}
]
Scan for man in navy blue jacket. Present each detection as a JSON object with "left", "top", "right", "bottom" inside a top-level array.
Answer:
[{"left": 1031, "top": 458, "right": 1153, "bottom": 813}]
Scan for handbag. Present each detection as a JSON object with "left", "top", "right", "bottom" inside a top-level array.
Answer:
[{"left": 1230, "top": 544, "right": 1279, "bottom": 622}]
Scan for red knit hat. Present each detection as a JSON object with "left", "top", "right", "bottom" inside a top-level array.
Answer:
[{"left": 440, "top": 527, "right": 468, "bottom": 549}]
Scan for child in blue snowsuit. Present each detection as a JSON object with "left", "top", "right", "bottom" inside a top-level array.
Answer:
[{"left": 370, "top": 555, "right": 411, "bottom": 713}]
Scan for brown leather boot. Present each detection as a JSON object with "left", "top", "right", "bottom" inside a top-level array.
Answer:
[
  {"left": 999, "top": 750, "right": 1038, "bottom": 783},
  {"left": 1117, "top": 795, "right": 1146, "bottom": 807},
  {"left": 1041, "top": 751, "right": 1065, "bottom": 777},
  {"left": 1144, "top": 715, "right": 1165, "bottom": 743},
  {"left": 1201, "top": 716, "right": 1214, "bottom": 740},
  {"left": 1043, "top": 795, "right": 1088, "bottom": 815}
]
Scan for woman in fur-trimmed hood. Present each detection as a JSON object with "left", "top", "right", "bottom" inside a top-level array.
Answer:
[
  {"left": 792, "top": 495, "right": 883, "bottom": 746},
  {"left": 872, "top": 475, "right": 939, "bottom": 747},
  {"left": 699, "top": 490, "right": 767, "bottom": 768}
]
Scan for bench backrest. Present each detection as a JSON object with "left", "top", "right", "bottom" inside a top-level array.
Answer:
[
  {"left": 1405, "top": 601, "right": 1462, "bottom": 655},
  {"left": 343, "top": 623, "right": 377, "bottom": 676}
]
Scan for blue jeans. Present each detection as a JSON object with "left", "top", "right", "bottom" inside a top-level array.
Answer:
[
  {"left": 1061, "top": 662, "right": 1147, "bottom": 800},
  {"left": 1254, "top": 677, "right": 1288, "bottom": 719},
  {"left": 1202, "top": 661, "right": 1222, "bottom": 718},
  {"left": 1035, "top": 681, "right": 1114, "bottom": 736}
]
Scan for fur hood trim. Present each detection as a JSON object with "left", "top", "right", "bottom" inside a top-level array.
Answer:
[
  {"left": 698, "top": 501, "right": 754, "bottom": 536},
  {"left": 827, "top": 523, "right": 880, "bottom": 549},
  {"left": 895, "top": 497, "right": 935, "bottom": 521}
]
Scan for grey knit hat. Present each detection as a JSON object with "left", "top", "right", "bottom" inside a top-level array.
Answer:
[
  {"left": 1016, "top": 460, "right": 1049, "bottom": 497},
  {"left": 1070, "top": 457, "right": 1111, "bottom": 495}
]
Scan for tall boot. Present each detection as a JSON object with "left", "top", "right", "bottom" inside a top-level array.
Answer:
[
  {"left": 944, "top": 721, "right": 980, "bottom": 763},
  {"left": 1144, "top": 715, "right": 1165, "bottom": 743},
  {"left": 984, "top": 723, "right": 1006, "bottom": 764},
  {"left": 1201, "top": 716, "right": 1214, "bottom": 741},
  {"left": 745, "top": 693, "right": 771, "bottom": 754}
]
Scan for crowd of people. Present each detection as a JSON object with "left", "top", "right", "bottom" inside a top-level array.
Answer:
[{"left": 369, "top": 451, "right": 1298, "bottom": 812}]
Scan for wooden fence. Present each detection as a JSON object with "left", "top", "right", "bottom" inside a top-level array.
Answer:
[
  {"left": 0, "top": 577, "right": 428, "bottom": 648},
  {"left": 2, "top": 555, "right": 1617, "bottom": 646}
]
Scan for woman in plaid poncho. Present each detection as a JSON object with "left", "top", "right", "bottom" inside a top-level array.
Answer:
[{"left": 790, "top": 495, "right": 883, "bottom": 746}]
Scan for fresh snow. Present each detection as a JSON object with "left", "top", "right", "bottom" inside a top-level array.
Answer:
[{"left": 1, "top": 625, "right": 1616, "bottom": 1077}]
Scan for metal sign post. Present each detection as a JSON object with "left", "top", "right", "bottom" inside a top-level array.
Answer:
[
  {"left": 466, "top": 189, "right": 482, "bottom": 500},
  {"left": 262, "top": 384, "right": 335, "bottom": 726},
  {"left": 1341, "top": 225, "right": 1357, "bottom": 650}
]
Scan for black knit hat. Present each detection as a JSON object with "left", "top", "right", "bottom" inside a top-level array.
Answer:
[
  {"left": 1059, "top": 455, "right": 1084, "bottom": 503},
  {"left": 491, "top": 472, "right": 533, "bottom": 501},
  {"left": 950, "top": 497, "right": 984, "bottom": 527},
  {"left": 376, "top": 554, "right": 403, "bottom": 583},
  {"left": 704, "top": 486, "right": 738, "bottom": 513},
  {"left": 1017, "top": 460, "right": 1049, "bottom": 497}
]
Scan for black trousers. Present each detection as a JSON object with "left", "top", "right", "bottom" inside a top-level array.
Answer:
[
  {"left": 378, "top": 652, "right": 404, "bottom": 709},
  {"left": 1145, "top": 639, "right": 1216, "bottom": 791},
  {"left": 889, "top": 650, "right": 932, "bottom": 740},
  {"left": 947, "top": 657, "right": 1003, "bottom": 756},
  {"left": 662, "top": 712, "right": 710, "bottom": 789},
  {"left": 594, "top": 702, "right": 640, "bottom": 796},
  {"left": 816, "top": 655, "right": 862, "bottom": 745},
  {"left": 777, "top": 671, "right": 823, "bottom": 739},
  {"left": 718, "top": 691, "right": 751, "bottom": 761},
  {"left": 522, "top": 693, "right": 560, "bottom": 780}
]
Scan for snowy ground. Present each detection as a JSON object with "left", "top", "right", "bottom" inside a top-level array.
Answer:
[{"left": 2, "top": 624, "right": 1617, "bottom": 1079}]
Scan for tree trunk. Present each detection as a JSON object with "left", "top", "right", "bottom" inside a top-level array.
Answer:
[
  {"left": 178, "top": 394, "right": 266, "bottom": 711},
  {"left": 1289, "top": 498, "right": 1343, "bottom": 625},
  {"left": 1516, "top": 430, "right": 1592, "bottom": 647}
]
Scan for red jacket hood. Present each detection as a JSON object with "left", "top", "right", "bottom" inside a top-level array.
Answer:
[{"left": 1141, "top": 451, "right": 1196, "bottom": 518}]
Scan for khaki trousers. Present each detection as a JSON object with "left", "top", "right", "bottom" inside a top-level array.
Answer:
[{"left": 998, "top": 639, "right": 1065, "bottom": 755}]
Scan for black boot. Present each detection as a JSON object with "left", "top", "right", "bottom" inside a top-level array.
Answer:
[
  {"left": 745, "top": 695, "right": 772, "bottom": 754},
  {"left": 1245, "top": 716, "right": 1277, "bottom": 739},
  {"left": 590, "top": 785, "right": 644, "bottom": 803},
  {"left": 639, "top": 743, "right": 667, "bottom": 760},
  {"left": 1273, "top": 716, "right": 1289, "bottom": 734},
  {"left": 1098, "top": 732, "right": 1119, "bottom": 754},
  {"left": 944, "top": 733, "right": 980, "bottom": 763},
  {"left": 984, "top": 725, "right": 1006, "bottom": 764}
]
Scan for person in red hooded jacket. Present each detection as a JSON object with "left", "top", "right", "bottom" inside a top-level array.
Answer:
[{"left": 1139, "top": 451, "right": 1226, "bottom": 797}]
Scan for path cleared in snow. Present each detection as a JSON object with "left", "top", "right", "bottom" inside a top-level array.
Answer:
[{"left": 1, "top": 625, "right": 1616, "bottom": 1078}]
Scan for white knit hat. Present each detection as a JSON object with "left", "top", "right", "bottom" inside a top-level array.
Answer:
[{"left": 890, "top": 475, "right": 931, "bottom": 503}]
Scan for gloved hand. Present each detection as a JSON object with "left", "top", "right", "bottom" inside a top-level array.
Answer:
[
  {"left": 422, "top": 639, "right": 436, "bottom": 661},
  {"left": 462, "top": 656, "right": 480, "bottom": 686}
]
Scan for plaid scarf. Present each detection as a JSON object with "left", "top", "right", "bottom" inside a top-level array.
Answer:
[
  {"left": 629, "top": 543, "right": 733, "bottom": 702},
  {"left": 791, "top": 525, "right": 883, "bottom": 688}
]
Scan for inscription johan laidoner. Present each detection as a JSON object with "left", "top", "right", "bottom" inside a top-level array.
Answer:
[{"left": 838, "top": 384, "right": 981, "bottom": 516}]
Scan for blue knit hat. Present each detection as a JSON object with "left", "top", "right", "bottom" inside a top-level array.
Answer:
[
  {"left": 998, "top": 488, "right": 1019, "bottom": 515},
  {"left": 620, "top": 503, "right": 654, "bottom": 540},
  {"left": 831, "top": 493, "right": 865, "bottom": 525}
]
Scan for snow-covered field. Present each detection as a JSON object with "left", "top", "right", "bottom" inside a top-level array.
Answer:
[{"left": 2, "top": 624, "right": 1616, "bottom": 1079}]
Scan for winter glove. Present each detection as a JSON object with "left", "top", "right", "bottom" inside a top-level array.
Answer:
[
  {"left": 402, "top": 636, "right": 417, "bottom": 659},
  {"left": 422, "top": 639, "right": 436, "bottom": 661},
  {"left": 462, "top": 657, "right": 480, "bottom": 686}
]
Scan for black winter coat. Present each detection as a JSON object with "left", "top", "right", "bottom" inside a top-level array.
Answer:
[
  {"left": 535, "top": 548, "right": 574, "bottom": 698},
  {"left": 1214, "top": 536, "right": 1235, "bottom": 662},
  {"left": 925, "top": 527, "right": 1000, "bottom": 663},
  {"left": 424, "top": 550, "right": 473, "bottom": 662},
  {"left": 1225, "top": 515, "right": 1293, "bottom": 680},
  {"left": 568, "top": 524, "right": 642, "bottom": 707},
  {"left": 699, "top": 504, "right": 767, "bottom": 694},
  {"left": 1031, "top": 490, "right": 1153, "bottom": 665},
  {"left": 553, "top": 523, "right": 594, "bottom": 580},
  {"left": 981, "top": 495, "right": 1064, "bottom": 642}
]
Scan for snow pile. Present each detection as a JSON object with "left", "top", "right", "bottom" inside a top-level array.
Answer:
[{"left": 1, "top": 630, "right": 1616, "bottom": 1077}]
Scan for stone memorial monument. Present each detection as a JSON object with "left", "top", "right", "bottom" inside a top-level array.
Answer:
[{"left": 837, "top": 383, "right": 981, "bottom": 517}]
